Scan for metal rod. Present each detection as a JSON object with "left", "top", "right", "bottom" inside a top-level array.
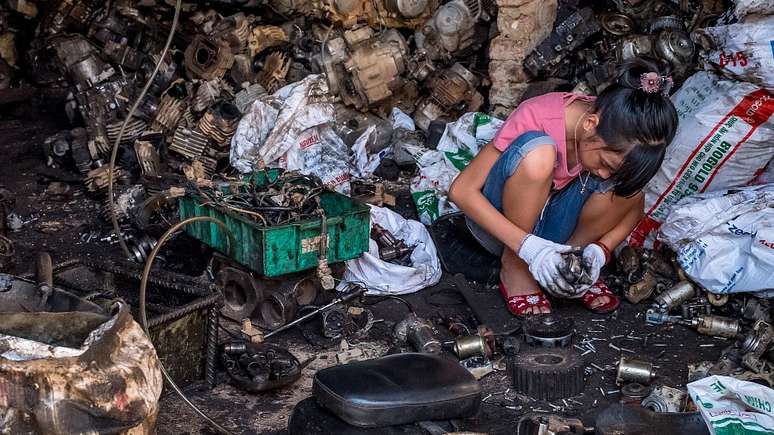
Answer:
[
  {"left": 264, "top": 287, "right": 367, "bottom": 339},
  {"left": 206, "top": 306, "right": 219, "bottom": 389}
]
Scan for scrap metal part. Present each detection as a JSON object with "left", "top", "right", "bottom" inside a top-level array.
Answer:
[
  {"left": 416, "top": 0, "right": 481, "bottom": 61},
  {"left": 84, "top": 163, "right": 129, "bottom": 194},
  {"left": 454, "top": 325, "right": 495, "bottom": 359},
  {"left": 170, "top": 125, "right": 210, "bottom": 161},
  {"left": 271, "top": 0, "right": 437, "bottom": 29},
  {"left": 616, "top": 357, "right": 656, "bottom": 385},
  {"left": 249, "top": 25, "right": 288, "bottom": 57},
  {"left": 641, "top": 385, "right": 687, "bottom": 413},
  {"left": 620, "top": 382, "right": 652, "bottom": 405},
  {"left": 221, "top": 341, "right": 304, "bottom": 393},
  {"left": 600, "top": 12, "right": 636, "bottom": 36},
  {"left": 706, "top": 292, "right": 729, "bottom": 307},
  {"left": 256, "top": 289, "right": 298, "bottom": 331},
  {"left": 134, "top": 141, "right": 161, "bottom": 177},
  {"left": 394, "top": 312, "right": 441, "bottom": 353},
  {"left": 681, "top": 314, "right": 741, "bottom": 339},
  {"left": 234, "top": 83, "right": 268, "bottom": 114},
  {"left": 197, "top": 102, "right": 241, "bottom": 150},
  {"left": 680, "top": 298, "right": 712, "bottom": 319},
  {"left": 509, "top": 348, "right": 585, "bottom": 400},
  {"left": 524, "top": 7, "right": 601, "bottom": 78},
  {"left": 653, "top": 281, "right": 695, "bottom": 312},
  {"left": 626, "top": 271, "right": 657, "bottom": 304},
  {"left": 50, "top": 34, "right": 115, "bottom": 90},
  {"left": 516, "top": 413, "right": 588, "bottom": 435},
  {"left": 413, "top": 62, "right": 483, "bottom": 131},
  {"left": 320, "top": 304, "right": 374, "bottom": 339},
  {"left": 215, "top": 266, "right": 264, "bottom": 322},
  {"left": 256, "top": 51, "right": 291, "bottom": 94},
  {"left": 371, "top": 223, "right": 413, "bottom": 262},
  {"left": 740, "top": 321, "right": 774, "bottom": 373},
  {"left": 184, "top": 35, "right": 235, "bottom": 81},
  {"left": 523, "top": 314, "right": 574, "bottom": 347},
  {"left": 558, "top": 249, "right": 594, "bottom": 291},
  {"left": 321, "top": 26, "right": 409, "bottom": 110}
]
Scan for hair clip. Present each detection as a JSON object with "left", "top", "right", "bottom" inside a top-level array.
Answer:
[{"left": 640, "top": 72, "right": 673, "bottom": 96}]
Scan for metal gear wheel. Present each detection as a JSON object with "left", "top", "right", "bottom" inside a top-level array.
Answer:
[{"left": 509, "top": 348, "right": 585, "bottom": 400}]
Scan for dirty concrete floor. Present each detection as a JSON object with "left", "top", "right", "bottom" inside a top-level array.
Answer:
[{"left": 1, "top": 117, "right": 726, "bottom": 435}]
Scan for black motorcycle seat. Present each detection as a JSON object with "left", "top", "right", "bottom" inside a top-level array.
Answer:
[{"left": 313, "top": 353, "right": 482, "bottom": 428}]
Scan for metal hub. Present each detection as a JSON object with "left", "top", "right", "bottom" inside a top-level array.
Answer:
[{"left": 523, "top": 314, "right": 574, "bottom": 347}]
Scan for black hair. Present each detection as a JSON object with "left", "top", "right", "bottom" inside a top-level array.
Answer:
[{"left": 593, "top": 57, "right": 679, "bottom": 197}]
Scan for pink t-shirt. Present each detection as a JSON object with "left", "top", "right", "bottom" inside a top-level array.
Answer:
[{"left": 492, "top": 92, "right": 596, "bottom": 190}]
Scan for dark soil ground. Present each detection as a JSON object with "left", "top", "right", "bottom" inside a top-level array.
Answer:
[{"left": 0, "top": 114, "right": 726, "bottom": 435}]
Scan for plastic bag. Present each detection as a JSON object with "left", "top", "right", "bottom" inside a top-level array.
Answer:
[
  {"left": 230, "top": 75, "right": 334, "bottom": 173},
  {"left": 337, "top": 205, "right": 442, "bottom": 295},
  {"left": 285, "top": 126, "right": 354, "bottom": 194},
  {"left": 688, "top": 375, "right": 774, "bottom": 435},
  {"left": 630, "top": 71, "right": 774, "bottom": 247},
  {"left": 411, "top": 112, "right": 503, "bottom": 225},
  {"left": 698, "top": 16, "right": 774, "bottom": 91},
  {"left": 732, "top": 0, "right": 774, "bottom": 18},
  {"left": 658, "top": 184, "right": 774, "bottom": 294}
]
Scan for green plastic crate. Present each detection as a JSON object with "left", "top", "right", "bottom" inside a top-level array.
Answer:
[{"left": 178, "top": 183, "right": 371, "bottom": 277}]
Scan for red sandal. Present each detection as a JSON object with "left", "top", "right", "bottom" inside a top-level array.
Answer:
[
  {"left": 580, "top": 281, "right": 620, "bottom": 314},
  {"left": 499, "top": 281, "right": 551, "bottom": 317}
]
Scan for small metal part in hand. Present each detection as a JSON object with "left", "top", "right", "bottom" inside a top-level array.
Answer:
[{"left": 559, "top": 249, "right": 594, "bottom": 292}]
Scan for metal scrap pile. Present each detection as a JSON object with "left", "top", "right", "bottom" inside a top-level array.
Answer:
[
  {"left": 0, "top": 0, "right": 501, "bottom": 259},
  {"left": 0, "top": 0, "right": 724, "bottom": 264},
  {"left": 521, "top": 0, "right": 722, "bottom": 95}
]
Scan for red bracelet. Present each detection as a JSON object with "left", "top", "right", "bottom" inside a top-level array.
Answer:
[{"left": 594, "top": 241, "right": 612, "bottom": 265}]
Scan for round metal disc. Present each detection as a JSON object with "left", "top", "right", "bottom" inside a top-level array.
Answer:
[{"left": 523, "top": 314, "right": 575, "bottom": 347}]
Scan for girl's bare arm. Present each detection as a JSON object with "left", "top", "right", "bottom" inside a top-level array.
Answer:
[{"left": 448, "top": 141, "right": 555, "bottom": 253}]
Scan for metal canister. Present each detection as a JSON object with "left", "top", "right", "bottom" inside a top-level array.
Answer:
[
  {"left": 616, "top": 357, "right": 656, "bottom": 385},
  {"left": 692, "top": 314, "right": 741, "bottom": 339},
  {"left": 454, "top": 335, "right": 489, "bottom": 359},
  {"left": 654, "top": 281, "right": 695, "bottom": 311}
]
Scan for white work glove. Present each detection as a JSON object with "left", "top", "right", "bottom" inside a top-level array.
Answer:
[
  {"left": 517, "top": 235, "right": 574, "bottom": 297},
  {"left": 581, "top": 243, "right": 607, "bottom": 289}
]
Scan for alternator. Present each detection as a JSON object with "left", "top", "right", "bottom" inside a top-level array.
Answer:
[
  {"left": 413, "top": 63, "right": 483, "bottom": 131},
  {"left": 321, "top": 26, "right": 409, "bottom": 110},
  {"left": 416, "top": 0, "right": 481, "bottom": 61},
  {"left": 270, "top": 0, "right": 436, "bottom": 29}
]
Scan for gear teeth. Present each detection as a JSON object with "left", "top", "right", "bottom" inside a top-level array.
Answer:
[{"left": 509, "top": 348, "right": 585, "bottom": 400}]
